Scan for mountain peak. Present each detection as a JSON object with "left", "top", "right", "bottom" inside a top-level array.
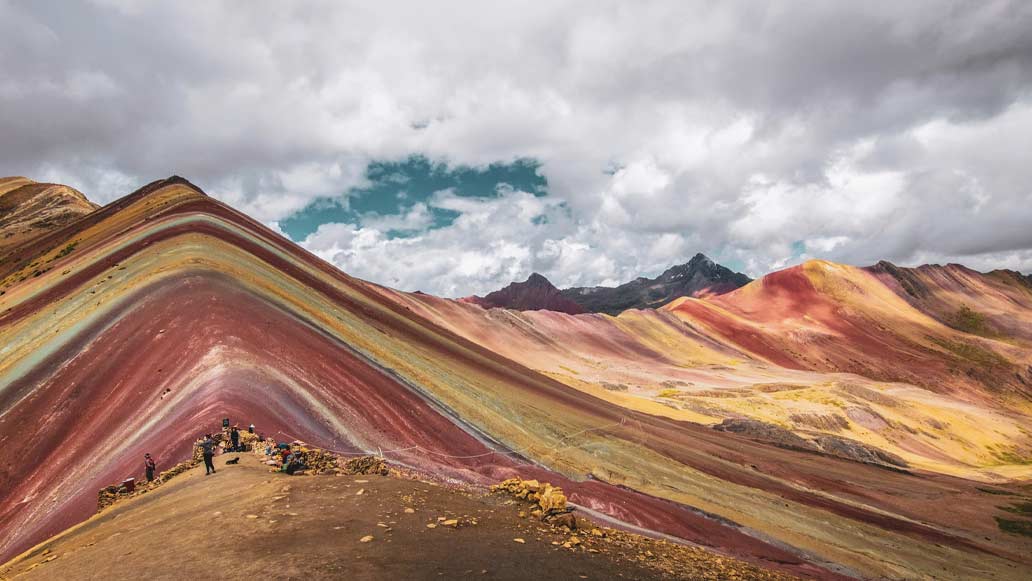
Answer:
[
  {"left": 643, "top": 254, "right": 752, "bottom": 301},
  {"left": 688, "top": 252, "right": 713, "bottom": 265},
  {"left": 468, "top": 272, "right": 584, "bottom": 314},
  {"left": 524, "top": 272, "right": 555, "bottom": 287}
]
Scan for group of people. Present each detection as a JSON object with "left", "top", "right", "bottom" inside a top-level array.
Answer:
[
  {"left": 137, "top": 421, "right": 262, "bottom": 478},
  {"left": 140, "top": 421, "right": 261, "bottom": 481},
  {"left": 262, "top": 439, "right": 308, "bottom": 475},
  {"left": 194, "top": 422, "right": 258, "bottom": 475}
]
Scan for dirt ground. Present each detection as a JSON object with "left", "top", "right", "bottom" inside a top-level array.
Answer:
[{"left": 0, "top": 454, "right": 798, "bottom": 580}]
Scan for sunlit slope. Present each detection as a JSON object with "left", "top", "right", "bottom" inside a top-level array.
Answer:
[
  {"left": 1, "top": 178, "right": 1030, "bottom": 580},
  {"left": 0, "top": 177, "right": 99, "bottom": 257},
  {"left": 868, "top": 260, "right": 1032, "bottom": 342},
  {"left": 668, "top": 260, "right": 1032, "bottom": 402},
  {"left": 382, "top": 266, "right": 1032, "bottom": 481}
]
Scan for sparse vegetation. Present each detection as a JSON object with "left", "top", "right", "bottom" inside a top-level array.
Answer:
[
  {"left": 946, "top": 305, "right": 994, "bottom": 337},
  {"left": 56, "top": 242, "right": 77, "bottom": 258},
  {"left": 995, "top": 516, "right": 1032, "bottom": 537},
  {"left": 930, "top": 336, "right": 1009, "bottom": 368},
  {"left": 990, "top": 446, "right": 1032, "bottom": 465},
  {"left": 999, "top": 501, "right": 1032, "bottom": 515},
  {"left": 976, "top": 487, "right": 1017, "bottom": 496}
]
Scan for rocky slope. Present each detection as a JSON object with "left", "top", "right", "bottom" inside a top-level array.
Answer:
[
  {"left": 0, "top": 177, "right": 98, "bottom": 258},
  {"left": 867, "top": 260, "right": 1032, "bottom": 343},
  {"left": 1, "top": 454, "right": 800, "bottom": 581}
]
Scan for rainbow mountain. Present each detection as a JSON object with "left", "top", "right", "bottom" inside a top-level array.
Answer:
[{"left": 1, "top": 177, "right": 1031, "bottom": 580}]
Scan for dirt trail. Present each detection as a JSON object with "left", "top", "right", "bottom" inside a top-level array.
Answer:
[{"left": 0, "top": 454, "right": 798, "bottom": 580}]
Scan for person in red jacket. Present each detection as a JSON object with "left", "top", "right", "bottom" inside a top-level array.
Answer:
[{"left": 144, "top": 453, "right": 157, "bottom": 482}]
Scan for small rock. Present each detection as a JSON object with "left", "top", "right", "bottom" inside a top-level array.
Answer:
[
  {"left": 426, "top": 523, "right": 437, "bottom": 529},
  {"left": 359, "top": 535, "right": 374, "bottom": 543},
  {"left": 356, "top": 489, "right": 365, "bottom": 496},
  {"left": 245, "top": 514, "right": 259, "bottom": 519},
  {"left": 513, "top": 538, "right": 526, "bottom": 544},
  {"left": 404, "top": 507, "right": 415, "bottom": 514},
  {"left": 550, "top": 513, "right": 577, "bottom": 530},
  {"left": 442, "top": 519, "right": 459, "bottom": 527}
]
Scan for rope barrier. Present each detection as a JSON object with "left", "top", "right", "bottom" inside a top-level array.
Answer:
[{"left": 271, "top": 416, "right": 635, "bottom": 462}]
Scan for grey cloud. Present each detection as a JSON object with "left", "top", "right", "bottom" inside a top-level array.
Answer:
[{"left": 1, "top": 0, "right": 1031, "bottom": 294}]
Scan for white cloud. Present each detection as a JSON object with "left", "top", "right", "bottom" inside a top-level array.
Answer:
[{"left": 301, "top": 187, "right": 705, "bottom": 296}]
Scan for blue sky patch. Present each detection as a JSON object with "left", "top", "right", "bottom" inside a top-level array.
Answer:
[
  {"left": 279, "top": 156, "right": 547, "bottom": 240},
  {"left": 790, "top": 240, "right": 807, "bottom": 260}
]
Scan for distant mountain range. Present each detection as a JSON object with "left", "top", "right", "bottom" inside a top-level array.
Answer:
[{"left": 464, "top": 253, "right": 752, "bottom": 315}]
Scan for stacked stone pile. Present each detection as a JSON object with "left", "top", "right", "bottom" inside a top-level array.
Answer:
[
  {"left": 297, "top": 448, "right": 342, "bottom": 474},
  {"left": 95, "top": 459, "right": 197, "bottom": 511},
  {"left": 491, "top": 477, "right": 568, "bottom": 515},
  {"left": 342, "top": 455, "right": 389, "bottom": 476}
]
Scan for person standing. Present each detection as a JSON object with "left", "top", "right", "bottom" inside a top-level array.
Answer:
[
  {"left": 199, "top": 434, "right": 216, "bottom": 475},
  {"left": 144, "top": 453, "right": 157, "bottom": 482},
  {"left": 230, "top": 426, "right": 240, "bottom": 451},
  {"left": 248, "top": 423, "right": 255, "bottom": 434}
]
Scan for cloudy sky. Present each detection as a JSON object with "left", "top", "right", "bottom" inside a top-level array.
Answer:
[{"left": 2, "top": 1, "right": 1031, "bottom": 296}]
